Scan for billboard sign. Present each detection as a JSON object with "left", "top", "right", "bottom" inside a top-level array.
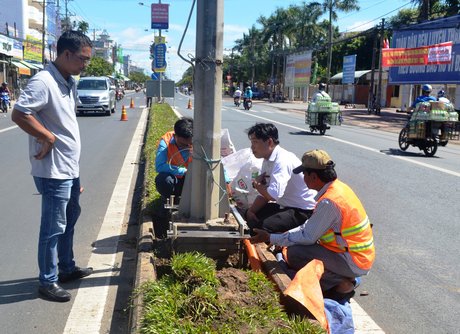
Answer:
[
  {"left": 383, "top": 42, "right": 452, "bottom": 67},
  {"left": 151, "top": 3, "right": 169, "bottom": 30},
  {"left": 284, "top": 51, "right": 312, "bottom": 88},
  {"left": 389, "top": 16, "right": 460, "bottom": 84},
  {"left": 342, "top": 54, "right": 356, "bottom": 84}
]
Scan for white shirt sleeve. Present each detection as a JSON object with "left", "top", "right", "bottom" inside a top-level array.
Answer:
[{"left": 269, "top": 199, "right": 342, "bottom": 246}]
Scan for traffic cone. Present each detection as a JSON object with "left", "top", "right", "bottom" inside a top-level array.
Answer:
[
  {"left": 130, "top": 97, "right": 135, "bottom": 109},
  {"left": 120, "top": 105, "right": 128, "bottom": 121},
  {"left": 187, "top": 98, "right": 192, "bottom": 109}
]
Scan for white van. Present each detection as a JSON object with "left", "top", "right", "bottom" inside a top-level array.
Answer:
[{"left": 76, "top": 76, "right": 116, "bottom": 116}]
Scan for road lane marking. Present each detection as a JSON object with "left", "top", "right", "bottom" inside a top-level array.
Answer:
[
  {"left": 230, "top": 109, "right": 460, "bottom": 178},
  {"left": 0, "top": 125, "right": 18, "bottom": 133},
  {"left": 63, "top": 107, "right": 148, "bottom": 333}
]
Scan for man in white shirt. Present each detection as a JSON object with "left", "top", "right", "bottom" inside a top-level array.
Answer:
[
  {"left": 245, "top": 123, "right": 317, "bottom": 233},
  {"left": 312, "top": 83, "right": 330, "bottom": 102}
]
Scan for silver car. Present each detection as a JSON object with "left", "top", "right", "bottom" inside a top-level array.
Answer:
[{"left": 77, "top": 76, "right": 116, "bottom": 116}]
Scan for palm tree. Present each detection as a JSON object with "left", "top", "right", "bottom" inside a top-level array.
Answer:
[
  {"left": 77, "top": 21, "right": 89, "bottom": 34},
  {"left": 288, "top": 2, "right": 325, "bottom": 49},
  {"left": 322, "top": 0, "right": 360, "bottom": 85}
]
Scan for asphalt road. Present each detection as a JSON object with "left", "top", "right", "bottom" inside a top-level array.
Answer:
[
  {"left": 1, "top": 91, "right": 459, "bottom": 333},
  {"left": 0, "top": 91, "right": 147, "bottom": 334},
  {"left": 176, "top": 92, "right": 460, "bottom": 334}
]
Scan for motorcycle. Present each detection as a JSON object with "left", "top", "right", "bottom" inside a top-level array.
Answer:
[
  {"left": 243, "top": 98, "right": 252, "bottom": 110},
  {"left": 116, "top": 89, "right": 124, "bottom": 101},
  {"left": 233, "top": 96, "right": 241, "bottom": 107},
  {"left": 398, "top": 102, "right": 459, "bottom": 157},
  {"left": 0, "top": 92, "right": 10, "bottom": 113}
]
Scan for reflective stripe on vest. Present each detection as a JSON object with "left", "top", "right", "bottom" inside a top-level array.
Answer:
[{"left": 318, "top": 179, "right": 375, "bottom": 271}]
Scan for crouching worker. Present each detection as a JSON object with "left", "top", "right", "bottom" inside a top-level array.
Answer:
[
  {"left": 154, "top": 118, "right": 193, "bottom": 236},
  {"left": 250, "top": 149, "right": 375, "bottom": 301}
]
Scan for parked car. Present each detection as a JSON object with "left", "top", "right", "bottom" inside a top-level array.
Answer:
[
  {"left": 251, "top": 87, "right": 264, "bottom": 100},
  {"left": 77, "top": 76, "right": 116, "bottom": 116}
]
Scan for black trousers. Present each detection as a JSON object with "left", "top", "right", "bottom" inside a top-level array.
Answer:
[{"left": 247, "top": 202, "right": 313, "bottom": 234}]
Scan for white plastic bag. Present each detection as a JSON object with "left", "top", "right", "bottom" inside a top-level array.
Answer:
[
  {"left": 220, "top": 128, "right": 236, "bottom": 157},
  {"left": 222, "top": 148, "right": 263, "bottom": 209}
]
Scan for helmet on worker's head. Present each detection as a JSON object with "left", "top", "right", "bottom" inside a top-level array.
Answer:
[
  {"left": 319, "top": 83, "right": 326, "bottom": 90},
  {"left": 421, "top": 84, "right": 432, "bottom": 93},
  {"left": 437, "top": 90, "right": 445, "bottom": 98},
  {"left": 246, "top": 86, "right": 252, "bottom": 90},
  {"left": 1, "top": 82, "right": 7, "bottom": 86}
]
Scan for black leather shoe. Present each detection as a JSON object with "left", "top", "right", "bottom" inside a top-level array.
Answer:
[
  {"left": 38, "top": 283, "right": 71, "bottom": 302},
  {"left": 58, "top": 266, "right": 93, "bottom": 283}
]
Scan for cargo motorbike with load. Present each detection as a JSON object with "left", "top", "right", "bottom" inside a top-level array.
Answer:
[
  {"left": 305, "top": 96, "right": 342, "bottom": 135},
  {"left": 398, "top": 101, "right": 459, "bottom": 156}
]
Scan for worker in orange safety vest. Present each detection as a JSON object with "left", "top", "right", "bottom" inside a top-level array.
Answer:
[
  {"left": 155, "top": 117, "right": 193, "bottom": 200},
  {"left": 250, "top": 149, "right": 375, "bottom": 301}
]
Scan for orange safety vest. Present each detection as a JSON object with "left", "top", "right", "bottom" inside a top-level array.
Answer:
[
  {"left": 318, "top": 180, "right": 375, "bottom": 271},
  {"left": 160, "top": 131, "right": 192, "bottom": 177}
]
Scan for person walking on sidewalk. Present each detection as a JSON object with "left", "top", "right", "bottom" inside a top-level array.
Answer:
[
  {"left": 12, "top": 31, "right": 94, "bottom": 302},
  {"left": 245, "top": 123, "right": 317, "bottom": 234},
  {"left": 250, "top": 149, "right": 375, "bottom": 301}
]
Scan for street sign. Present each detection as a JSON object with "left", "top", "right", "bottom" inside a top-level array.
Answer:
[
  {"left": 151, "top": 3, "right": 169, "bottom": 30},
  {"left": 154, "top": 43, "right": 167, "bottom": 72},
  {"left": 342, "top": 54, "right": 357, "bottom": 84},
  {"left": 154, "top": 36, "right": 166, "bottom": 44}
]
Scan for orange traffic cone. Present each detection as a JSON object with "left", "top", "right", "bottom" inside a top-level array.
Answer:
[
  {"left": 187, "top": 98, "right": 192, "bottom": 109},
  {"left": 130, "top": 97, "right": 135, "bottom": 109},
  {"left": 120, "top": 105, "right": 128, "bottom": 121}
]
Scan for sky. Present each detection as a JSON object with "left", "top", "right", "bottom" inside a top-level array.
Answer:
[{"left": 67, "top": 0, "right": 415, "bottom": 81}]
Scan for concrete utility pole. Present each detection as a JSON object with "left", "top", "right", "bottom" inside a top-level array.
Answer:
[{"left": 179, "top": 0, "right": 225, "bottom": 222}]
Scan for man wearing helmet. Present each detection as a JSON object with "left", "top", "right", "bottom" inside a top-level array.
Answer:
[
  {"left": 0, "top": 82, "right": 10, "bottom": 94},
  {"left": 312, "top": 83, "right": 330, "bottom": 102},
  {"left": 437, "top": 90, "right": 450, "bottom": 104},
  {"left": 411, "top": 84, "right": 436, "bottom": 109}
]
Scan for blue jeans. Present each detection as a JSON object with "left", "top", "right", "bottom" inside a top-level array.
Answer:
[{"left": 33, "top": 177, "right": 81, "bottom": 286}]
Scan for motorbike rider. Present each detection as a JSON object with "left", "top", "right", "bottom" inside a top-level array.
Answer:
[
  {"left": 437, "top": 90, "right": 450, "bottom": 104},
  {"left": 312, "top": 83, "right": 330, "bottom": 102},
  {"left": 0, "top": 82, "right": 11, "bottom": 111},
  {"left": 243, "top": 86, "right": 253, "bottom": 108},
  {"left": 233, "top": 87, "right": 242, "bottom": 105},
  {"left": 411, "top": 84, "right": 436, "bottom": 110}
]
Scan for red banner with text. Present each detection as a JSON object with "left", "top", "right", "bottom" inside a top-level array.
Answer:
[{"left": 382, "top": 41, "right": 452, "bottom": 67}]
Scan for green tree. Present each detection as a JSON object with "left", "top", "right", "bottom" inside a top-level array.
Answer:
[
  {"left": 83, "top": 56, "right": 114, "bottom": 77},
  {"left": 288, "top": 2, "right": 325, "bottom": 49},
  {"left": 129, "top": 71, "right": 149, "bottom": 84},
  {"left": 77, "top": 21, "right": 89, "bottom": 34},
  {"left": 388, "top": 8, "right": 419, "bottom": 29},
  {"left": 177, "top": 66, "right": 193, "bottom": 88}
]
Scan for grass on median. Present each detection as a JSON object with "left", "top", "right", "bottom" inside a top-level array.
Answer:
[
  {"left": 138, "top": 104, "right": 325, "bottom": 334},
  {"left": 142, "top": 103, "right": 179, "bottom": 217},
  {"left": 138, "top": 252, "right": 326, "bottom": 334}
]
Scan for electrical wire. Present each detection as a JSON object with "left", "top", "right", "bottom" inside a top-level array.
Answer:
[{"left": 177, "top": 0, "right": 196, "bottom": 91}]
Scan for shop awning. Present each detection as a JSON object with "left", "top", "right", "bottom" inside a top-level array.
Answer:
[
  {"left": 21, "top": 60, "right": 42, "bottom": 70},
  {"left": 330, "top": 70, "right": 371, "bottom": 81},
  {"left": 11, "top": 60, "right": 31, "bottom": 76}
]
